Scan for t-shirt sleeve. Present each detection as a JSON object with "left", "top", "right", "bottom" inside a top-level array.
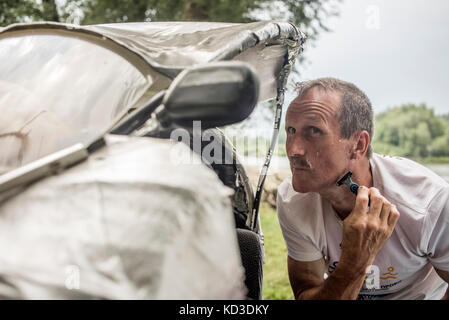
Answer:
[
  {"left": 425, "top": 187, "right": 449, "bottom": 272},
  {"left": 276, "top": 191, "right": 323, "bottom": 262}
]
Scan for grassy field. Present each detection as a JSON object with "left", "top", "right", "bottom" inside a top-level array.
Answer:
[{"left": 259, "top": 202, "right": 294, "bottom": 300}]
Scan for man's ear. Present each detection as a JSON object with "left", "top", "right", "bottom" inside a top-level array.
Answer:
[{"left": 349, "top": 130, "right": 370, "bottom": 160}]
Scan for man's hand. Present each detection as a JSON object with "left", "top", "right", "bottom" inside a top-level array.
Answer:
[
  {"left": 339, "top": 187, "right": 400, "bottom": 273},
  {"left": 288, "top": 186, "right": 401, "bottom": 300}
]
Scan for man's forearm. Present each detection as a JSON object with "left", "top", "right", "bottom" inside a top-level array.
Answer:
[
  {"left": 294, "top": 186, "right": 400, "bottom": 300},
  {"left": 297, "top": 261, "right": 366, "bottom": 300}
]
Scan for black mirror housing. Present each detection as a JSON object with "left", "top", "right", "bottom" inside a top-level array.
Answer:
[{"left": 160, "top": 61, "right": 259, "bottom": 129}]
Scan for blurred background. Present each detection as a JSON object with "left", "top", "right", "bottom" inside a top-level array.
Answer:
[{"left": 2, "top": 0, "right": 448, "bottom": 299}]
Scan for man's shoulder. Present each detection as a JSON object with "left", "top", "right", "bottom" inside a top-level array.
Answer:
[
  {"left": 277, "top": 178, "right": 323, "bottom": 219},
  {"left": 277, "top": 177, "right": 321, "bottom": 203},
  {"left": 372, "top": 153, "right": 447, "bottom": 185},
  {"left": 372, "top": 153, "right": 449, "bottom": 215}
]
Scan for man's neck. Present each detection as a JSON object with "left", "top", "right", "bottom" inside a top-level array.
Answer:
[{"left": 319, "top": 158, "right": 373, "bottom": 220}]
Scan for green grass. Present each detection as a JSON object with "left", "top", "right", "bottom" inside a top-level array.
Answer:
[{"left": 260, "top": 202, "right": 294, "bottom": 300}]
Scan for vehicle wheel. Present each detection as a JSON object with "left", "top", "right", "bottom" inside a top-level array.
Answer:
[{"left": 236, "top": 228, "right": 263, "bottom": 300}]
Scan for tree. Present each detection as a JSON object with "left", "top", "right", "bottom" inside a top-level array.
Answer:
[
  {"left": 41, "top": 0, "right": 59, "bottom": 21},
  {"left": 430, "top": 133, "right": 449, "bottom": 157},
  {"left": 78, "top": 0, "right": 259, "bottom": 24},
  {"left": 443, "top": 113, "right": 449, "bottom": 122},
  {"left": 373, "top": 103, "right": 449, "bottom": 158},
  {"left": 0, "top": 0, "right": 44, "bottom": 25}
]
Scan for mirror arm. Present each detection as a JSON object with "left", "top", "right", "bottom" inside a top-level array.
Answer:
[
  {"left": 154, "top": 105, "right": 172, "bottom": 129},
  {"left": 110, "top": 90, "right": 166, "bottom": 135}
]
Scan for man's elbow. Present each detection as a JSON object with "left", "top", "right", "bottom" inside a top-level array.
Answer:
[{"left": 292, "top": 285, "right": 320, "bottom": 300}]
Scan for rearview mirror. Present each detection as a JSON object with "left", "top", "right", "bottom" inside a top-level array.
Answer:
[{"left": 157, "top": 61, "right": 259, "bottom": 129}]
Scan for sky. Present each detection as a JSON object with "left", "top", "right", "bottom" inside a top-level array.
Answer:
[{"left": 290, "top": 0, "right": 449, "bottom": 115}]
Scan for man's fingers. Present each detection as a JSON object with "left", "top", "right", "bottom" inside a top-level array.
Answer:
[
  {"left": 368, "top": 187, "right": 383, "bottom": 217},
  {"left": 352, "top": 186, "right": 370, "bottom": 216},
  {"left": 379, "top": 199, "right": 392, "bottom": 224},
  {"left": 388, "top": 204, "right": 400, "bottom": 226}
]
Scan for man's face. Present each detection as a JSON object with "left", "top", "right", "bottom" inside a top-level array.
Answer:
[{"left": 285, "top": 87, "right": 353, "bottom": 193}]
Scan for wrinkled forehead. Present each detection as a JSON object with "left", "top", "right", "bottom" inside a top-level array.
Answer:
[{"left": 286, "top": 87, "right": 342, "bottom": 122}]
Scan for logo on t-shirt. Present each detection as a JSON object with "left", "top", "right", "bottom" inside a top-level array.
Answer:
[
  {"left": 328, "top": 262, "right": 402, "bottom": 292},
  {"left": 361, "top": 265, "right": 402, "bottom": 295},
  {"left": 380, "top": 266, "right": 399, "bottom": 280}
]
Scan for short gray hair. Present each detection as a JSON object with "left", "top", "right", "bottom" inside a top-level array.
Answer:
[{"left": 295, "top": 77, "right": 374, "bottom": 158}]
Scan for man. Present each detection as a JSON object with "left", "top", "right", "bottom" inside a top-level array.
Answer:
[{"left": 277, "top": 77, "right": 449, "bottom": 299}]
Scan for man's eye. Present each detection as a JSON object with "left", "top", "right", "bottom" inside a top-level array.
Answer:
[
  {"left": 287, "top": 127, "right": 296, "bottom": 134},
  {"left": 309, "top": 126, "right": 322, "bottom": 135}
]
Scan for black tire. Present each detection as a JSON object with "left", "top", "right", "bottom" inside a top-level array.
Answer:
[{"left": 236, "top": 228, "right": 263, "bottom": 300}]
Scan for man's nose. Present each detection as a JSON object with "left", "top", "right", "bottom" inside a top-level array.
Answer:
[{"left": 286, "top": 135, "right": 306, "bottom": 157}]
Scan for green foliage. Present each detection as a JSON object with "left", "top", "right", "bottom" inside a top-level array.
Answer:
[
  {"left": 0, "top": 0, "right": 43, "bottom": 25},
  {"left": 78, "top": 0, "right": 261, "bottom": 24},
  {"left": 81, "top": 0, "right": 177, "bottom": 24},
  {"left": 373, "top": 103, "right": 449, "bottom": 159},
  {"left": 281, "top": 0, "right": 340, "bottom": 42},
  {"left": 0, "top": 0, "right": 72, "bottom": 25},
  {"left": 430, "top": 134, "right": 449, "bottom": 157},
  {"left": 443, "top": 113, "right": 449, "bottom": 122}
]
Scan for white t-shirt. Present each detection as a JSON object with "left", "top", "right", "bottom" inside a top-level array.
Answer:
[{"left": 277, "top": 153, "right": 449, "bottom": 300}]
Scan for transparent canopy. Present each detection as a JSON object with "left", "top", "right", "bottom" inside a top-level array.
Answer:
[{"left": 0, "top": 33, "right": 152, "bottom": 174}]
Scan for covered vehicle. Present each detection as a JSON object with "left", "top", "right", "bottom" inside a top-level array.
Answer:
[{"left": 0, "top": 21, "right": 304, "bottom": 299}]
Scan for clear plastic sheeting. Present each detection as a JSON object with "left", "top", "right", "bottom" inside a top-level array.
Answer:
[
  {"left": 0, "top": 135, "right": 246, "bottom": 299},
  {"left": 0, "top": 33, "right": 151, "bottom": 174},
  {"left": 0, "top": 21, "right": 304, "bottom": 102}
]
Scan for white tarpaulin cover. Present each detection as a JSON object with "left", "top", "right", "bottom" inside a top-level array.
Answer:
[{"left": 0, "top": 135, "right": 245, "bottom": 299}]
